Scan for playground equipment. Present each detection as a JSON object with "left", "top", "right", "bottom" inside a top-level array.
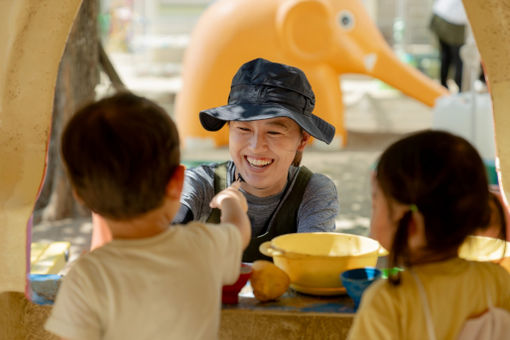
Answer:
[
  {"left": 176, "top": 0, "right": 449, "bottom": 148},
  {"left": 0, "top": 0, "right": 82, "bottom": 294},
  {"left": 0, "top": 0, "right": 509, "bottom": 337},
  {"left": 464, "top": 0, "right": 510, "bottom": 207}
]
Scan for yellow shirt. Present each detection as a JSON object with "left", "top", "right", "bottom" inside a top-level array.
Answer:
[{"left": 348, "top": 258, "right": 510, "bottom": 340}]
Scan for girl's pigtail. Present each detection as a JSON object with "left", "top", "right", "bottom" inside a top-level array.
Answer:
[{"left": 388, "top": 210, "right": 413, "bottom": 286}]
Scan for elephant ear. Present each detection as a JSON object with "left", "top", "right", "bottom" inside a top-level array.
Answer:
[{"left": 277, "top": 0, "right": 334, "bottom": 61}]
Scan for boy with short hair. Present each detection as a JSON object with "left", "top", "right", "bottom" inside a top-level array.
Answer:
[{"left": 45, "top": 92, "right": 250, "bottom": 340}]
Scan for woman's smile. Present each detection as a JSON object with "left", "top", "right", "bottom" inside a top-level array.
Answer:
[{"left": 245, "top": 156, "right": 274, "bottom": 168}]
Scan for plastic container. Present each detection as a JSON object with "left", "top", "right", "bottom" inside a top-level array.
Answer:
[
  {"left": 459, "top": 235, "right": 510, "bottom": 273},
  {"left": 259, "top": 232, "right": 386, "bottom": 295},
  {"left": 222, "top": 263, "right": 252, "bottom": 304},
  {"left": 340, "top": 267, "right": 382, "bottom": 309}
]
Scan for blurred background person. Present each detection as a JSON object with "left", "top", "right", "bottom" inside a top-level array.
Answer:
[{"left": 429, "top": 0, "right": 467, "bottom": 92}]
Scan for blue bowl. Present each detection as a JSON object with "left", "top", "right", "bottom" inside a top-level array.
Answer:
[{"left": 340, "top": 267, "right": 382, "bottom": 309}]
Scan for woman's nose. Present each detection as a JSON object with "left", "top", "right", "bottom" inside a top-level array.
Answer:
[{"left": 248, "top": 132, "right": 267, "bottom": 151}]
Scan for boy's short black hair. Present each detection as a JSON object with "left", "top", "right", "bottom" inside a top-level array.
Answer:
[{"left": 61, "top": 92, "right": 180, "bottom": 220}]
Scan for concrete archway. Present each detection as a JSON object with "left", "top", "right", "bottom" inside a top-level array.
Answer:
[
  {"left": 464, "top": 0, "right": 510, "bottom": 209},
  {"left": 0, "top": 0, "right": 82, "bottom": 294}
]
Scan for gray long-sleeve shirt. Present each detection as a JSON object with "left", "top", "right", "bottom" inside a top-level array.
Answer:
[{"left": 173, "top": 161, "right": 339, "bottom": 236}]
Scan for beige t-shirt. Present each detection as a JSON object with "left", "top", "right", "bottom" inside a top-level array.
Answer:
[
  {"left": 45, "top": 222, "right": 242, "bottom": 340},
  {"left": 348, "top": 258, "right": 510, "bottom": 340}
]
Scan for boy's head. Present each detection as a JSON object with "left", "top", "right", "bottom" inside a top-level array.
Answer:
[{"left": 61, "top": 92, "right": 180, "bottom": 220}]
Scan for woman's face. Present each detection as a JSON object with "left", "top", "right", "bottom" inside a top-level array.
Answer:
[{"left": 229, "top": 117, "right": 309, "bottom": 197}]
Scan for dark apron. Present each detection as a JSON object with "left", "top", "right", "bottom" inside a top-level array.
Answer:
[{"left": 207, "top": 162, "right": 312, "bottom": 262}]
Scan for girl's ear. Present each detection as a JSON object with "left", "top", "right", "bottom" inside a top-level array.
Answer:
[
  {"left": 390, "top": 202, "right": 409, "bottom": 223},
  {"left": 407, "top": 210, "right": 426, "bottom": 250},
  {"left": 390, "top": 202, "right": 425, "bottom": 249},
  {"left": 166, "top": 165, "right": 185, "bottom": 200},
  {"left": 297, "top": 131, "right": 311, "bottom": 151}
]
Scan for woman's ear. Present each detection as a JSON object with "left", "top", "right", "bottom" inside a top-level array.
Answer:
[
  {"left": 166, "top": 165, "right": 185, "bottom": 200},
  {"left": 297, "top": 131, "right": 311, "bottom": 151}
]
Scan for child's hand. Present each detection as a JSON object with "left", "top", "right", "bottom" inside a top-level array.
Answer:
[
  {"left": 209, "top": 181, "right": 248, "bottom": 212},
  {"left": 209, "top": 181, "right": 251, "bottom": 249}
]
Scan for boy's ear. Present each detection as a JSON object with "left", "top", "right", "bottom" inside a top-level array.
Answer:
[
  {"left": 298, "top": 131, "right": 311, "bottom": 151},
  {"left": 166, "top": 164, "right": 185, "bottom": 200}
]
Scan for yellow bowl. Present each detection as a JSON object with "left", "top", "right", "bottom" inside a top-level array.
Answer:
[
  {"left": 259, "top": 232, "right": 385, "bottom": 294},
  {"left": 459, "top": 235, "right": 510, "bottom": 273}
]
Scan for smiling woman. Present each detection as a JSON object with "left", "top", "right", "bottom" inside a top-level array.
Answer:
[
  {"left": 228, "top": 118, "right": 309, "bottom": 197},
  {"left": 172, "top": 58, "right": 340, "bottom": 261}
]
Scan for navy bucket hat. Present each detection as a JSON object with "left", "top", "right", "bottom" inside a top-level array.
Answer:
[{"left": 199, "top": 58, "right": 335, "bottom": 144}]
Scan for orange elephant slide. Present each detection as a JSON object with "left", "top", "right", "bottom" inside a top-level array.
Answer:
[{"left": 175, "top": 0, "right": 449, "bottom": 148}]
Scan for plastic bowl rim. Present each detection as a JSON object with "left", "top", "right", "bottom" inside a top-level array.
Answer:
[{"left": 269, "top": 232, "right": 383, "bottom": 259}]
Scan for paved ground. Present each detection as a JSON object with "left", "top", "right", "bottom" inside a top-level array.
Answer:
[{"left": 32, "top": 75, "right": 434, "bottom": 264}]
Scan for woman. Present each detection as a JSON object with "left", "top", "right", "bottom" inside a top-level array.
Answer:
[{"left": 173, "top": 58, "right": 339, "bottom": 261}]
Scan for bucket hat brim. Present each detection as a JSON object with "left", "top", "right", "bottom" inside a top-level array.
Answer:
[{"left": 200, "top": 103, "right": 335, "bottom": 144}]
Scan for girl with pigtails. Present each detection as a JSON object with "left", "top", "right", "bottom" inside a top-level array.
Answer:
[{"left": 348, "top": 130, "right": 510, "bottom": 340}]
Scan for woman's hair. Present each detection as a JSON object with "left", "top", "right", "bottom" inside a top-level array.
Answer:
[
  {"left": 375, "top": 130, "right": 507, "bottom": 284},
  {"left": 292, "top": 127, "right": 306, "bottom": 167},
  {"left": 292, "top": 151, "right": 303, "bottom": 167},
  {"left": 61, "top": 92, "right": 180, "bottom": 220}
]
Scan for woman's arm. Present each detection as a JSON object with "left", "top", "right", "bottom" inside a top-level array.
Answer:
[
  {"left": 171, "top": 164, "right": 216, "bottom": 224},
  {"left": 297, "top": 173, "right": 339, "bottom": 232},
  {"left": 172, "top": 204, "right": 194, "bottom": 224}
]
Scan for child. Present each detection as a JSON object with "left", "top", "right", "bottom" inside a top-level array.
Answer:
[
  {"left": 45, "top": 93, "right": 251, "bottom": 340},
  {"left": 173, "top": 58, "right": 339, "bottom": 261},
  {"left": 348, "top": 130, "right": 510, "bottom": 339}
]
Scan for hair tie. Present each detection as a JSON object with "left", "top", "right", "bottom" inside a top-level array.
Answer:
[{"left": 410, "top": 204, "right": 418, "bottom": 212}]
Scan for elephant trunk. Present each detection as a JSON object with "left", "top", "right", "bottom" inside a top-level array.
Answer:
[{"left": 368, "top": 46, "right": 449, "bottom": 107}]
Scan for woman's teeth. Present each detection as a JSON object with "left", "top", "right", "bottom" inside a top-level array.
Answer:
[{"left": 246, "top": 157, "right": 272, "bottom": 167}]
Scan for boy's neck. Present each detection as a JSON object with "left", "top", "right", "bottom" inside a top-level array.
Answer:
[
  {"left": 106, "top": 199, "right": 178, "bottom": 240},
  {"left": 108, "top": 220, "right": 169, "bottom": 240}
]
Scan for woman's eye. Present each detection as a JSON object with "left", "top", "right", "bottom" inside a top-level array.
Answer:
[
  {"left": 237, "top": 127, "right": 250, "bottom": 132},
  {"left": 268, "top": 130, "right": 283, "bottom": 136}
]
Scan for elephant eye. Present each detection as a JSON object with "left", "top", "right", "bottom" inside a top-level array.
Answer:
[{"left": 338, "top": 10, "right": 355, "bottom": 30}]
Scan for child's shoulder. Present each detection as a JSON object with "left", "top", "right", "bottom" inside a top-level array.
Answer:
[
  {"left": 176, "top": 221, "right": 240, "bottom": 241},
  {"left": 59, "top": 252, "right": 104, "bottom": 288},
  {"left": 362, "top": 277, "right": 399, "bottom": 304},
  {"left": 175, "top": 222, "right": 243, "bottom": 263},
  {"left": 463, "top": 258, "right": 510, "bottom": 276},
  {"left": 356, "top": 277, "right": 408, "bottom": 316}
]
